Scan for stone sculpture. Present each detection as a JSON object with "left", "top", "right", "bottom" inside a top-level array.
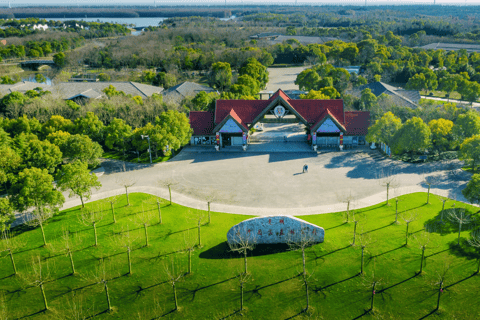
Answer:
[{"left": 227, "top": 215, "right": 324, "bottom": 245}]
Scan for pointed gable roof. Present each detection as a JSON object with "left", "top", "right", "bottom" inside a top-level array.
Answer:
[
  {"left": 213, "top": 109, "right": 249, "bottom": 133},
  {"left": 310, "top": 108, "right": 346, "bottom": 133},
  {"left": 269, "top": 89, "right": 291, "bottom": 102}
]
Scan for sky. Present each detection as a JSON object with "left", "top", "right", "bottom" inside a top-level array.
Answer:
[{"left": 0, "top": 0, "right": 479, "bottom": 6}]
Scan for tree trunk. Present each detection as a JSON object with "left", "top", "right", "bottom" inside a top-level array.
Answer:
[
  {"left": 476, "top": 258, "right": 480, "bottom": 274},
  {"left": 144, "top": 223, "right": 149, "bottom": 247},
  {"left": 39, "top": 222, "right": 47, "bottom": 247},
  {"left": 240, "top": 282, "right": 244, "bottom": 311},
  {"left": 168, "top": 186, "right": 172, "bottom": 205},
  {"left": 352, "top": 221, "right": 358, "bottom": 246},
  {"left": 361, "top": 247, "right": 365, "bottom": 274},
  {"left": 68, "top": 250, "right": 75, "bottom": 274},
  {"left": 420, "top": 246, "right": 425, "bottom": 274},
  {"left": 125, "top": 186, "right": 130, "bottom": 206},
  {"left": 427, "top": 185, "right": 430, "bottom": 204},
  {"left": 93, "top": 222, "right": 98, "bottom": 247},
  {"left": 127, "top": 247, "right": 132, "bottom": 275},
  {"left": 244, "top": 250, "right": 248, "bottom": 274},
  {"left": 8, "top": 249, "right": 17, "bottom": 275},
  {"left": 386, "top": 184, "right": 390, "bottom": 205},
  {"left": 441, "top": 200, "right": 446, "bottom": 222},
  {"left": 40, "top": 283, "right": 48, "bottom": 310},
  {"left": 111, "top": 202, "right": 116, "bottom": 223},
  {"left": 304, "top": 279, "right": 309, "bottom": 312},
  {"left": 346, "top": 201, "right": 350, "bottom": 222},
  {"left": 436, "top": 281, "right": 443, "bottom": 310},
  {"left": 197, "top": 220, "right": 201, "bottom": 247},
  {"left": 302, "top": 247, "right": 306, "bottom": 278},
  {"left": 395, "top": 199, "right": 399, "bottom": 223},
  {"left": 157, "top": 201, "right": 162, "bottom": 224},
  {"left": 104, "top": 282, "right": 112, "bottom": 311},
  {"left": 457, "top": 222, "right": 462, "bottom": 245},
  {"left": 370, "top": 282, "right": 376, "bottom": 311},
  {"left": 80, "top": 195, "right": 85, "bottom": 208},
  {"left": 188, "top": 249, "right": 192, "bottom": 274},
  {"left": 405, "top": 223, "right": 410, "bottom": 246},
  {"left": 208, "top": 202, "right": 211, "bottom": 224},
  {"left": 173, "top": 283, "right": 178, "bottom": 311}
]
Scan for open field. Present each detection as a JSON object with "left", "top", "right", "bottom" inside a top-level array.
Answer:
[
  {"left": 1, "top": 192, "right": 480, "bottom": 319},
  {"left": 265, "top": 66, "right": 308, "bottom": 92}
]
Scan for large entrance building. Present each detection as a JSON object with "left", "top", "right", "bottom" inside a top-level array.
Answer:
[{"left": 189, "top": 89, "right": 370, "bottom": 150}]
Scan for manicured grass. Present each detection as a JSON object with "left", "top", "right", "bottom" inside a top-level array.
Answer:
[
  {"left": 420, "top": 90, "right": 463, "bottom": 101},
  {"left": 1, "top": 192, "right": 480, "bottom": 319},
  {"left": 102, "top": 150, "right": 171, "bottom": 164}
]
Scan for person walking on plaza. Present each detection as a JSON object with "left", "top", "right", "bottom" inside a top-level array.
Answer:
[{"left": 303, "top": 164, "right": 308, "bottom": 173}]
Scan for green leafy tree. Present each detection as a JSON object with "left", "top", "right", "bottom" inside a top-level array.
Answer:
[
  {"left": 230, "top": 75, "right": 259, "bottom": 96},
  {"left": 190, "top": 91, "right": 219, "bottom": 111},
  {"left": 239, "top": 57, "right": 269, "bottom": 89},
  {"left": 299, "top": 90, "right": 330, "bottom": 100},
  {"left": 208, "top": 62, "right": 232, "bottom": 91},
  {"left": 0, "top": 76, "right": 15, "bottom": 84},
  {"left": 141, "top": 70, "right": 156, "bottom": 84},
  {"left": 41, "top": 115, "right": 73, "bottom": 137},
  {"left": 155, "top": 110, "right": 193, "bottom": 156},
  {"left": 392, "top": 117, "right": 431, "bottom": 155},
  {"left": 366, "top": 111, "right": 402, "bottom": 146},
  {"left": 154, "top": 72, "right": 177, "bottom": 89},
  {"left": 459, "top": 135, "right": 480, "bottom": 172},
  {"left": 406, "top": 73, "right": 427, "bottom": 92},
  {"left": 0, "top": 92, "right": 26, "bottom": 113},
  {"left": 57, "top": 160, "right": 102, "bottom": 208},
  {"left": 73, "top": 112, "right": 105, "bottom": 142},
  {"left": 462, "top": 174, "right": 480, "bottom": 205},
  {"left": 319, "top": 86, "right": 340, "bottom": 99},
  {"left": 49, "top": 133, "right": 103, "bottom": 166},
  {"left": 438, "top": 75, "right": 458, "bottom": 100},
  {"left": 0, "top": 198, "right": 14, "bottom": 232},
  {"left": 104, "top": 118, "right": 132, "bottom": 156},
  {"left": 357, "top": 39, "right": 378, "bottom": 64},
  {"left": 428, "top": 118, "right": 455, "bottom": 152},
  {"left": 102, "top": 85, "right": 125, "bottom": 98},
  {"left": 463, "top": 81, "right": 480, "bottom": 105},
  {"left": 98, "top": 73, "right": 111, "bottom": 81},
  {"left": 295, "top": 69, "right": 321, "bottom": 91},
  {"left": 35, "top": 74, "right": 46, "bottom": 84},
  {"left": 359, "top": 88, "right": 378, "bottom": 111},
  {"left": 11, "top": 168, "right": 65, "bottom": 246},
  {"left": 453, "top": 110, "right": 480, "bottom": 142},
  {"left": 53, "top": 52, "right": 66, "bottom": 67},
  {"left": 22, "top": 139, "right": 63, "bottom": 173},
  {"left": 0, "top": 145, "right": 21, "bottom": 194}
]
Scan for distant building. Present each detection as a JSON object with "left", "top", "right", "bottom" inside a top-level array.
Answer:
[
  {"left": 0, "top": 81, "right": 163, "bottom": 102},
  {"left": 347, "top": 82, "right": 420, "bottom": 109},
  {"left": 161, "top": 81, "right": 217, "bottom": 105}
]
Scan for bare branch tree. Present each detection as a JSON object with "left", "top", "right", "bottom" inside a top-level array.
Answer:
[
  {"left": 22, "top": 255, "right": 54, "bottom": 311},
  {"left": 361, "top": 258, "right": 383, "bottom": 312},
  {"left": 51, "top": 227, "right": 83, "bottom": 275},
  {"left": 113, "top": 225, "right": 138, "bottom": 275},
  {"left": 200, "top": 188, "right": 235, "bottom": 225},
  {"left": 0, "top": 291, "right": 9, "bottom": 320},
  {"left": 87, "top": 258, "right": 114, "bottom": 312},
  {"left": 183, "top": 231, "right": 196, "bottom": 275},
  {"left": 102, "top": 195, "right": 120, "bottom": 224},
  {"left": 228, "top": 226, "right": 257, "bottom": 275},
  {"left": 423, "top": 173, "right": 440, "bottom": 205},
  {"left": 187, "top": 209, "right": 207, "bottom": 248},
  {"left": 143, "top": 196, "right": 165, "bottom": 225},
  {"left": 0, "top": 230, "right": 26, "bottom": 276},
  {"left": 413, "top": 229, "right": 432, "bottom": 275},
  {"left": 336, "top": 190, "right": 357, "bottom": 223},
  {"left": 467, "top": 229, "right": 480, "bottom": 274},
  {"left": 78, "top": 206, "right": 105, "bottom": 247},
  {"left": 448, "top": 205, "right": 472, "bottom": 245},
  {"left": 130, "top": 203, "right": 153, "bottom": 247},
  {"left": 376, "top": 168, "right": 399, "bottom": 206},
  {"left": 52, "top": 291, "right": 91, "bottom": 320},
  {"left": 401, "top": 211, "right": 418, "bottom": 247},
  {"left": 433, "top": 261, "right": 451, "bottom": 311},
  {"left": 158, "top": 179, "right": 178, "bottom": 206},
  {"left": 25, "top": 204, "right": 58, "bottom": 247},
  {"left": 164, "top": 257, "right": 184, "bottom": 312},
  {"left": 357, "top": 231, "right": 375, "bottom": 275},
  {"left": 116, "top": 166, "right": 137, "bottom": 206}
]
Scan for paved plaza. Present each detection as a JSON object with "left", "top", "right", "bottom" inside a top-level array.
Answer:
[{"left": 47, "top": 146, "right": 477, "bottom": 220}]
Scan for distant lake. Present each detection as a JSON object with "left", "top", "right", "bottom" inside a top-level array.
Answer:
[
  {"left": 22, "top": 75, "right": 53, "bottom": 86},
  {"left": 45, "top": 16, "right": 236, "bottom": 28}
]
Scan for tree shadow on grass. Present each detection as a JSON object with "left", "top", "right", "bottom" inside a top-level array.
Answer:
[
  {"left": 181, "top": 276, "right": 237, "bottom": 302},
  {"left": 199, "top": 242, "right": 290, "bottom": 259},
  {"left": 313, "top": 245, "right": 350, "bottom": 260},
  {"left": 247, "top": 275, "right": 299, "bottom": 300},
  {"left": 17, "top": 309, "right": 46, "bottom": 319},
  {"left": 424, "top": 208, "right": 479, "bottom": 236},
  {"left": 448, "top": 238, "right": 480, "bottom": 262},
  {"left": 313, "top": 273, "right": 359, "bottom": 293}
]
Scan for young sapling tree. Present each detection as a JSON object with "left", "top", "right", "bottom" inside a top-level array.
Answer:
[
  {"left": 22, "top": 255, "right": 54, "bottom": 311},
  {"left": 357, "top": 232, "right": 375, "bottom": 275},
  {"left": 158, "top": 179, "right": 178, "bottom": 206},
  {"left": 188, "top": 209, "right": 207, "bottom": 247},
  {"left": 131, "top": 204, "right": 152, "bottom": 247},
  {"left": 237, "top": 271, "right": 251, "bottom": 313},
  {"left": 377, "top": 168, "right": 399, "bottom": 206},
  {"left": 0, "top": 230, "right": 26, "bottom": 276},
  {"left": 164, "top": 257, "right": 184, "bottom": 312},
  {"left": 228, "top": 226, "right": 257, "bottom": 275},
  {"left": 116, "top": 166, "right": 137, "bottom": 206},
  {"left": 51, "top": 227, "right": 83, "bottom": 275},
  {"left": 103, "top": 195, "right": 120, "bottom": 224},
  {"left": 401, "top": 211, "right": 418, "bottom": 247},
  {"left": 467, "top": 229, "right": 480, "bottom": 274},
  {"left": 448, "top": 205, "right": 472, "bottom": 245},
  {"left": 413, "top": 229, "right": 431, "bottom": 275},
  {"left": 78, "top": 207, "right": 105, "bottom": 247},
  {"left": 183, "top": 231, "right": 196, "bottom": 275},
  {"left": 336, "top": 190, "right": 357, "bottom": 223},
  {"left": 114, "top": 225, "right": 138, "bottom": 275}
]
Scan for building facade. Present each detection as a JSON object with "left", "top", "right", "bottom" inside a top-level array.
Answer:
[{"left": 189, "top": 89, "right": 370, "bottom": 150}]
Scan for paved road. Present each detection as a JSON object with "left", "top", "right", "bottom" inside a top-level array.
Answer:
[
  {"left": 266, "top": 66, "right": 309, "bottom": 92},
  {"left": 40, "top": 148, "right": 476, "bottom": 220}
]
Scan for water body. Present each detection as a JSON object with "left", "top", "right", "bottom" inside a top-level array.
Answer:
[
  {"left": 22, "top": 75, "right": 53, "bottom": 86},
  {"left": 45, "top": 16, "right": 236, "bottom": 28}
]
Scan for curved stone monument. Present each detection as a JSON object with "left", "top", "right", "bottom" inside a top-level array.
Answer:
[{"left": 227, "top": 215, "right": 324, "bottom": 245}]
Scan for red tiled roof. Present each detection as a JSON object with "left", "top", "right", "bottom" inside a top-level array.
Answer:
[
  {"left": 228, "top": 109, "right": 249, "bottom": 131},
  {"left": 310, "top": 108, "right": 346, "bottom": 132},
  {"left": 189, "top": 111, "right": 215, "bottom": 135},
  {"left": 269, "top": 89, "right": 291, "bottom": 101},
  {"left": 215, "top": 100, "right": 268, "bottom": 124},
  {"left": 344, "top": 111, "right": 371, "bottom": 135},
  {"left": 290, "top": 100, "right": 345, "bottom": 124}
]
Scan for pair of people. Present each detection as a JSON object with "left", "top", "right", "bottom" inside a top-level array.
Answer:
[{"left": 303, "top": 164, "right": 308, "bottom": 173}]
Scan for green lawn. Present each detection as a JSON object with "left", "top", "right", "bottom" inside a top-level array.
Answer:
[
  {"left": 420, "top": 90, "right": 463, "bottom": 101},
  {"left": 102, "top": 150, "right": 171, "bottom": 164},
  {"left": 1, "top": 192, "right": 480, "bottom": 319}
]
